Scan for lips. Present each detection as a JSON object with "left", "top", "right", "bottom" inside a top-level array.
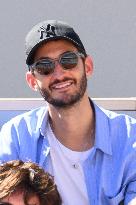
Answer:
[{"left": 50, "top": 80, "right": 73, "bottom": 90}]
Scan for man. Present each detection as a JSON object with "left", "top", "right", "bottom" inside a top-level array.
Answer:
[
  {"left": 0, "top": 160, "right": 62, "bottom": 205},
  {"left": 0, "top": 19, "right": 136, "bottom": 205}
]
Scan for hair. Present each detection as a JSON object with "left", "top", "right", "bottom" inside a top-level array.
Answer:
[{"left": 0, "top": 160, "right": 62, "bottom": 205}]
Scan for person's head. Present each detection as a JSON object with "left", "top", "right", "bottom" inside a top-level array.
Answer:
[
  {"left": 25, "top": 20, "right": 93, "bottom": 108},
  {"left": 0, "top": 160, "right": 62, "bottom": 205}
]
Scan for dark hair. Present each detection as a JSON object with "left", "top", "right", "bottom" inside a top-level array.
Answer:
[{"left": 0, "top": 160, "right": 62, "bottom": 205}]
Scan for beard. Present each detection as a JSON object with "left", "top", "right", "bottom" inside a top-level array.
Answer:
[{"left": 38, "top": 72, "right": 87, "bottom": 108}]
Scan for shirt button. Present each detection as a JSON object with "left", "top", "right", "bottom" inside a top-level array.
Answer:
[{"left": 72, "top": 164, "right": 79, "bottom": 169}]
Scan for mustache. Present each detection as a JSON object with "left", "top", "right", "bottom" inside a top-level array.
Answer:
[{"left": 49, "top": 77, "right": 76, "bottom": 87}]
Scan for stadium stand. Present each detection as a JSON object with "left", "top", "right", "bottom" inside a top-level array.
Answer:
[{"left": 0, "top": 98, "right": 136, "bottom": 129}]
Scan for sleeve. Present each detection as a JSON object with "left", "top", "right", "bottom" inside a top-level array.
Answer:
[{"left": 0, "top": 121, "right": 20, "bottom": 163}]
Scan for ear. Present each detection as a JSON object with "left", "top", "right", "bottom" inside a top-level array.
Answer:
[
  {"left": 26, "top": 71, "right": 38, "bottom": 91},
  {"left": 84, "top": 55, "right": 93, "bottom": 77}
]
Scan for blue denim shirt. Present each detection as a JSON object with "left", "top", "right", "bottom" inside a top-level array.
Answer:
[{"left": 0, "top": 102, "right": 136, "bottom": 205}]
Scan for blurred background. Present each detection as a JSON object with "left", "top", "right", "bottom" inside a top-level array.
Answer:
[{"left": 0, "top": 0, "right": 136, "bottom": 98}]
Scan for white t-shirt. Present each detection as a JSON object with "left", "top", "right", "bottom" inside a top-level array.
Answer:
[{"left": 45, "top": 121, "right": 92, "bottom": 205}]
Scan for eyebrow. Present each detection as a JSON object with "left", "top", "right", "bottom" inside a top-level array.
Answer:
[
  {"left": 34, "top": 50, "right": 77, "bottom": 61},
  {"left": 36, "top": 56, "right": 49, "bottom": 60}
]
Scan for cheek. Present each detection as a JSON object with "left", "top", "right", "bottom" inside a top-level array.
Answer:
[
  {"left": 77, "top": 66, "right": 86, "bottom": 78},
  {"left": 36, "top": 78, "right": 49, "bottom": 89}
]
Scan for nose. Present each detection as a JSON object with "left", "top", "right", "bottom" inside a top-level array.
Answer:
[{"left": 52, "top": 61, "right": 66, "bottom": 79}]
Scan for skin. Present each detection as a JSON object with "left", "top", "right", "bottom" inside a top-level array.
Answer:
[
  {"left": 26, "top": 39, "right": 94, "bottom": 151},
  {"left": 1, "top": 191, "right": 40, "bottom": 205}
]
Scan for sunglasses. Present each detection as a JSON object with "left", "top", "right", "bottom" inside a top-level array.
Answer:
[{"left": 29, "top": 51, "right": 85, "bottom": 76}]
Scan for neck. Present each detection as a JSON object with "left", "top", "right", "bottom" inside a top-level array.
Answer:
[{"left": 48, "top": 95, "right": 95, "bottom": 151}]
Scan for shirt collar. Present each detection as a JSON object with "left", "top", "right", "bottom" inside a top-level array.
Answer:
[
  {"left": 35, "top": 106, "right": 49, "bottom": 136},
  {"left": 37, "top": 100, "right": 112, "bottom": 155},
  {"left": 92, "top": 101, "right": 112, "bottom": 155}
]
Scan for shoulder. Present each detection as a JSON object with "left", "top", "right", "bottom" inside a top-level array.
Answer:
[
  {"left": 102, "top": 107, "right": 136, "bottom": 137},
  {"left": 94, "top": 103, "right": 136, "bottom": 152},
  {"left": 1, "top": 106, "right": 48, "bottom": 131},
  {"left": 94, "top": 102, "right": 136, "bottom": 131}
]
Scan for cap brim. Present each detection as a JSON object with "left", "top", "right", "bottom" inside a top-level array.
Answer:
[{"left": 26, "top": 36, "right": 85, "bottom": 65}]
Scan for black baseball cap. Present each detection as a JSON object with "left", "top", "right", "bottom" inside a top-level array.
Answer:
[{"left": 25, "top": 20, "right": 87, "bottom": 65}]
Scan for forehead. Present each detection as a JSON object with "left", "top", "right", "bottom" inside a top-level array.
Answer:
[
  {"left": 1, "top": 191, "right": 40, "bottom": 205},
  {"left": 34, "top": 39, "right": 78, "bottom": 60}
]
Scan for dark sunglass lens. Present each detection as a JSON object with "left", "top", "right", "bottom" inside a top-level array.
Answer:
[
  {"left": 60, "top": 52, "right": 78, "bottom": 69},
  {"left": 35, "top": 59, "right": 54, "bottom": 75}
]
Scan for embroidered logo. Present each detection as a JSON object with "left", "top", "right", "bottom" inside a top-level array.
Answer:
[{"left": 38, "top": 24, "right": 56, "bottom": 39}]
